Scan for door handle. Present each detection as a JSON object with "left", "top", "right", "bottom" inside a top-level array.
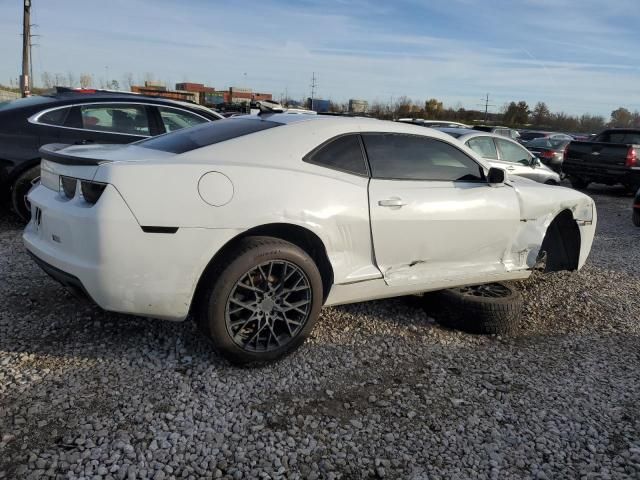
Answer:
[
  {"left": 506, "top": 166, "right": 516, "bottom": 171},
  {"left": 378, "top": 198, "right": 407, "bottom": 208}
]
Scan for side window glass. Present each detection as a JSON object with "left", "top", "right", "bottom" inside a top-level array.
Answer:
[
  {"left": 79, "top": 104, "right": 150, "bottom": 136},
  {"left": 38, "top": 107, "right": 70, "bottom": 126},
  {"left": 466, "top": 136, "right": 498, "bottom": 159},
  {"left": 363, "top": 134, "right": 484, "bottom": 182},
  {"left": 496, "top": 138, "right": 531, "bottom": 164},
  {"left": 305, "top": 135, "right": 367, "bottom": 176},
  {"left": 158, "top": 107, "right": 208, "bottom": 133}
]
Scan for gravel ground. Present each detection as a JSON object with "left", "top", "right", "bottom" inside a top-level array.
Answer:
[{"left": 1, "top": 187, "right": 639, "bottom": 479}]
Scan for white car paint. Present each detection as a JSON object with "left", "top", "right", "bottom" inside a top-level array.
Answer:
[{"left": 24, "top": 114, "right": 596, "bottom": 321}]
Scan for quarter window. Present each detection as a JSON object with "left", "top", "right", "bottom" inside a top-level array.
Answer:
[
  {"left": 79, "top": 104, "right": 150, "bottom": 136},
  {"left": 495, "top": 138, "right": 532, "bottom": 164},
  {"left": 305, "top": 135, "right": 368, "bottom": 176},
  {"left": 158, "top": 107, "right": 208, "bottom": 133},
  {"left": 363, "top": 133, "right": 484, "bottom": 182},
  {"left": 38, "top": 107, "right": 70, "bottom": 126},
  {"left": 466, "top": 136, "right": 498, "bottom": 159}
]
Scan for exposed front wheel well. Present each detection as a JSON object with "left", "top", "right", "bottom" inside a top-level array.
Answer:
[
  {"left": 540, "top": 209, "right": 581, "bottom": 272},
  {"left": 191, "top": 223, "right": 334, "bottom": 314}
]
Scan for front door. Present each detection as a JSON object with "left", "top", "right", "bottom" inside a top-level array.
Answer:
[
  {"left": 364, "top": 133, "right": 521, "bottom": 286},
  {"left": 493, "top": 137, "right": 540, "bottom": 181}
]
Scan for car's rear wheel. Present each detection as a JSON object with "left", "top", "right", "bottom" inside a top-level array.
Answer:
[
  {"left": 197, "top": 236, "right": 323, "bottom": 364},
  {"left": 432, "top": 282, "right": 522, "bottom": 335},
  {"left": 569, "top": 176, "right": 589, "bottom": 190},
  {"left": 633, "top": 209, "right": 640, "bottom": 227},
  {"left": 11, "top": 165, "right": 40, "bottom": 222}
]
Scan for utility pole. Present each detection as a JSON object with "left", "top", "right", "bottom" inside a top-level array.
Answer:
[
  {"left": 482, "top": 93, "right": 494, "bottom": 122},
  {"left": 20, "top": 0, "right": 32, "bottom": 97},
  {"left": 310, "top": 72, "right": 317, "bottom": 111}
]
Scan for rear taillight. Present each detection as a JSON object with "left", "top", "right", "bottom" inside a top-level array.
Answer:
[
  {"left": 60, "top": 176, "right": 77, "bottom": 199},
  {"left": 58, "top": 176, "right": 107, "bottom": 204},
  {"left": 80, "top": 181, "right": 107, "bottom": 204},
  {"left": 541, "top": 150, "right": 555, "bottom": 159},
  {"left": 563, "top": 143, "right": 570, "bottom": 161},
  {"left": 626, "top": 147, "right": 637, "bottom": 167}
]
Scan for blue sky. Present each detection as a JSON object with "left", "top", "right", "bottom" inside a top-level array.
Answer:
[{"left": 0, "top": 0, "right": 639, "bottom": 116}]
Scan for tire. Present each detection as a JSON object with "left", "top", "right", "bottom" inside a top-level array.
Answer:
[
  {"left": 633, "top": 209, "right": 640, "bottom": 227},
  {"left": 569, "top": 176, "right": 588, "bottom": 190},
  {"left": 11, "top": 165, "right": 40, "bottom": 222},
  {"left": 197, "top": 236, "right": 323, "bottom": 365},
  {"left": 433, "top": 282, "right": 522, "bottom": 335}
]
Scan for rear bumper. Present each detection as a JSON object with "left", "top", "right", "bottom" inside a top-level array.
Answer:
[
  {"left": 23, "top": 184, "right": 240, "bottom": 321},
  {"left": 27, "top": 250, "right": 94, "bottom": 302}
]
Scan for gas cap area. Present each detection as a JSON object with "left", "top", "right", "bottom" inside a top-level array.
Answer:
[{"left": 198, "top": 171, "right": 234, "bottom": 206}]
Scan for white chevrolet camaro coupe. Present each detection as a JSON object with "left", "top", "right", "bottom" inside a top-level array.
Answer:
[{"left": 24, "top": 114, "right": 597, "bottom": 363}]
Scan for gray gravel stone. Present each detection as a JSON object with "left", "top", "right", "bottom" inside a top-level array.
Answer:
[{"left": 1, "top": 189, "right": 639, "bottom": 479}]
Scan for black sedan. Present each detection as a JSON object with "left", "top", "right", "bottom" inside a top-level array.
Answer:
[
  {"left": 0, "top": 87, "right": 223, "bottom": 220},
  {"left": 525, "top": 137, "right": 571, "bottom": 175}
]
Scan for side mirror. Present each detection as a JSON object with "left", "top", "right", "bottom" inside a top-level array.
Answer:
[
  {"left": 487, "top": 167, "right": 505, "bottom": 185},
  {"left": 530, "top": 157, "right": 541, "bottom": 167}
]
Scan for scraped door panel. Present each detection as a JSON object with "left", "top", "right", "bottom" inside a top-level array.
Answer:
[{"left": 368, "top": 180, "right": 521, "bottom": 286}]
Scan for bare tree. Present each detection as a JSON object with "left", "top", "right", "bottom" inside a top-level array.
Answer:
[
  {"left": 41, "top": 71, "right": 53, "bottom": 88},
  {"left": 53, "top": 73, "right": 65, "bottom": 86},
  {"left": 121, "top": 72, "right": 134, "bottom": 91},
  {"left": 79, "top": 74, "right": 93, "bottom": 88},
  {"left": 67, "top": 72, "right": 77, "bottom": 88}
]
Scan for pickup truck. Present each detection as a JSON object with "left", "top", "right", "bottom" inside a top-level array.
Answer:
[{"left": 563, "top": 129, "right": 640, "bottom": 192}]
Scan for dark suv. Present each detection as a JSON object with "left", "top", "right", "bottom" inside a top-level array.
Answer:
[{"left": 0, "top": 88, "right": 223, "bottom": 220}]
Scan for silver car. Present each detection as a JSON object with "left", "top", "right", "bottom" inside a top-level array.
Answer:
[{"left": 437, "top": 128, "right": 561, "bottom": 185}]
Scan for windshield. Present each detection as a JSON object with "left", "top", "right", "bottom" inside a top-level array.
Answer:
[{"left": 138, "top": 118, "right": 281, "bottom": 153}]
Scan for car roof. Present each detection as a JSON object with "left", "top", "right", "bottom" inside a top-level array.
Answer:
[
  {"left": 452, "top": 130, "right": 524, "bottom": 143},
  {"left": 2, "top": 89, "right": 221, "bottom": 117}
]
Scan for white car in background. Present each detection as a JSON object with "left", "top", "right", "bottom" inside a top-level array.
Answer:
[
  {"left": 24, "top": 114, "right": 596, "bottom": 363},
  {"left": 397, "top": 118, "right": 470, "bottom": 128},
  {"left": 437, "top": 128, "right": 562, "bottom": 185}
]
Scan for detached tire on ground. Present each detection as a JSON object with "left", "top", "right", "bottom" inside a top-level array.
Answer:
[
  {"left": 197, "top": 236, "right": 323, "bottom": 365},
  {"left": 433, "top": 283, "right": 523, "bottom": 335},
  {"left": 11, "top": 165, "right": 40, "bottom": 222}
]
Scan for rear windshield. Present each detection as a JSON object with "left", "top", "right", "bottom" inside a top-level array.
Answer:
[
  {"left": 594, "top": 130, "right": 640, "bottom": 144},
  {"left": 519, "top": 131, "right": 546, "bottom": 141},
  {"left": 138, "top": 118, "right": 281, "bottom": 153},
  {"left": 528, "top": 138, "right": 570, "bottom": 149},
  {"left": 440, "top": 130, "right": 464, "bottom": 138}
]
